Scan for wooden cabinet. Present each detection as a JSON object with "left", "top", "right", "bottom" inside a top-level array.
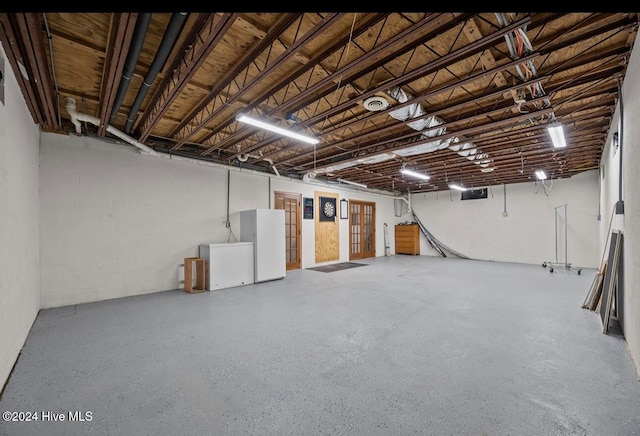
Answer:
[{"left": 395, "top": 224, "right": 420, "bottom": 255}]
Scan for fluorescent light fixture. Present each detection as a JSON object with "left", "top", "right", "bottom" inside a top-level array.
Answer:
[
  {"left": 448, "top": 183, "right": 467, "bottom": 191},
  {"left": 535, "top": 169, "right": 547, "bottom": 180},
  {"left": 547, "top": 122, "right": 566, "bottom": 148},
  {"left": 337, "top": 178, "right": 367, "bottom": 188},
  {"left": 236, "top": 114, "right": 319, "bottom": 145},
  {"left": 400, "top": 168, "right": 430, "bottom": 180}
]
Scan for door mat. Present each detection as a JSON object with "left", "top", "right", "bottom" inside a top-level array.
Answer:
[{"left": 308, "top": 262, "right": 368, "bottom": 273}]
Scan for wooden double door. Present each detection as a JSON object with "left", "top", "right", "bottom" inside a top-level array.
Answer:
[
  {"left": 348, "top": 200, "right": 376, "bottom": 260},
  {"left": 274, "top": 192, "right": 376, "bottom": 267}
]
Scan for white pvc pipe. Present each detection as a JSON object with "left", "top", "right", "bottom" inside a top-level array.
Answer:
[
  {"left": 235, "top": 153, "right": 279, "bottom": 176},
  {"left": 398, "top": 195, "right": 412, "bottom": 212},
  {"left": 65, "top": 97, "right": 157, "bottom": 156}
]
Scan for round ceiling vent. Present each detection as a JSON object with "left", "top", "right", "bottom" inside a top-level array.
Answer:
[{"left": 363, "top": 96, "right": 389, "bottom": 111}]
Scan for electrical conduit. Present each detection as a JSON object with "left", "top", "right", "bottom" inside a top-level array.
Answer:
[{"left": 124, "top": 12, "right": 187, "bottom": 134}]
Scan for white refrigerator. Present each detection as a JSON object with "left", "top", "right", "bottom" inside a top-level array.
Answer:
[{"left": 240, "top": 208, "right": 286, "bottom": 282}]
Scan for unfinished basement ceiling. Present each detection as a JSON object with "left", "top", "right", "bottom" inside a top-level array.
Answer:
[{"left": 1, "top": 12, "right": 638, "bottom": 193}]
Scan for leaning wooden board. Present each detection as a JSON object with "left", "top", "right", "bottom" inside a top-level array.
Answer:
[{"left": 600, "top": 231, "right": 622, "bottom": 333}]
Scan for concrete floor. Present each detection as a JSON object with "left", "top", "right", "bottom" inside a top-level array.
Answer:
[{"left": 1, "top": 256, "right": 639, "bottom": 436}]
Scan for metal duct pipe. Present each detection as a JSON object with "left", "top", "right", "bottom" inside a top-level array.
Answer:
[
  {"left": 124, "top": 12, "right": 187, "bottom": 133},
  {"left": 394, "top": 198, "right": 404, "bottom": 216},
  {"left": 109, "top": 13, "right": 152, "bottom": 125}
]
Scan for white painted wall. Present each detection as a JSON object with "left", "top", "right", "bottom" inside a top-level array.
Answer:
[
  {"left": 599, "top": 109, "right": 622, "bottom": 240},
  {"left": 407, "top": 171, "right": 600, "bottom": 268},
  {"left": 39, "top": 133, "right": 399, "bottom": 307},
  {"left": 40, "top": 127, "right": 604, "bottom": 311},
  {"left": 0, "top": 44, "right": 40, "bottom": 389},
  {"left": 619, "top": 39, "right": 640, "bottom": 376}
]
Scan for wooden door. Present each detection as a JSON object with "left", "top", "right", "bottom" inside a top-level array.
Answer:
[
  {"left": 349, "top": 200, "right": 376, "bottom": 260},
  {"left": 274, "top": 191, "right": 301, "bottom": 270}
]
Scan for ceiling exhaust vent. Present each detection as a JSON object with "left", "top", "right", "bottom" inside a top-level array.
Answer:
[{"left": 363, "top": 96, "right": 389, "bottom": 111}]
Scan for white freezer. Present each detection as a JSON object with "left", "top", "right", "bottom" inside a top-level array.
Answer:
[{"left": 199, "top": 242, "right": 254, "bottom": 291}]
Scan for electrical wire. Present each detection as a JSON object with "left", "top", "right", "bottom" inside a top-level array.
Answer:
[
  {"left": 322, "top": 13, "right": 357, "bottom": 126},
  {"left": 496, "top": 13, "right": 551, "bottom": 109}
]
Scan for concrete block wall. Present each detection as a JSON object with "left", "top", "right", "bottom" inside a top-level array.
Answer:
[
  {"left": 38, "top": 133, "right": 399, "bottom": 308},
  {"left": 0, "top": 44, "right": 40, "bottom": 389},
  {"left": 408, "top": 170, "right": 600, "bottom": 268}
]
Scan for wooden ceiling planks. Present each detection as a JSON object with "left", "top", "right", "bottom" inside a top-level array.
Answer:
[{"left": 2, "top": 11, "right": 637, "bottom": 193}]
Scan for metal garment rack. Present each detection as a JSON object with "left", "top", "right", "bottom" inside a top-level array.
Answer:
[{"left": 542, "top": 203, "right": 582, "bottom": 274}]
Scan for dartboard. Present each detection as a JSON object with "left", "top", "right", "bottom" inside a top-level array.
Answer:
[{"left": 323, "top": 201, "right": 335, "bottom": 218}]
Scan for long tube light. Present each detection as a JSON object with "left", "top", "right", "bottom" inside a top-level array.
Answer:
[
  {"left": 236, "top": 114, "right": 319, "bottom": 145},
  {"left": 448, "top": 183, "right": 467, "bottom": 191},
  {"left": 535, "top": 169, "right": 547, "bottom": 180},
  {"left": 400, "top": 168, "right": 430, "bottom": 180},
  {"left": 547, "top": 122, "right": 566, "bottom": 148},
  {"left": 337, "top": 178, "right": 367, "bottom": 188}
]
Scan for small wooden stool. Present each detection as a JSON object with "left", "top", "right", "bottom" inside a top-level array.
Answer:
[{"left": 184, "top": 257, "right": 206, "bottom": 293}]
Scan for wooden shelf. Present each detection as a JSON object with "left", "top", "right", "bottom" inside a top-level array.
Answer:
[
  {"left": 395, "top": 224, "right": 420, "bottom": 255},
  {"left": 184, "top": 257, "right": 206, "bottom": 293}
]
